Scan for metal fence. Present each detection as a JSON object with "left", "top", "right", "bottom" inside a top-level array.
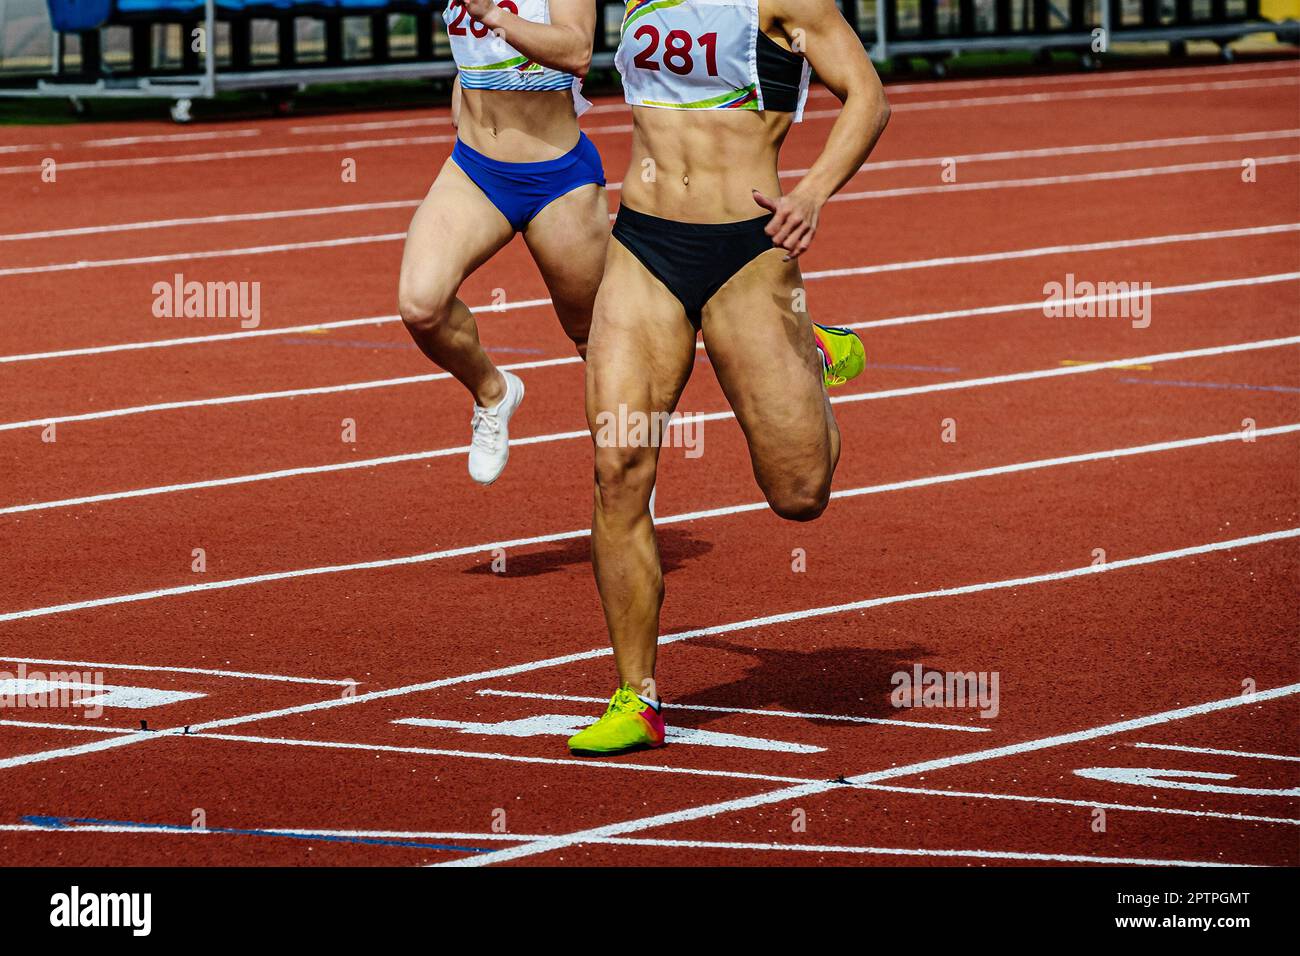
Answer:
[{"left": 0, "top": 0, "right": 1293, "bottom": 121}]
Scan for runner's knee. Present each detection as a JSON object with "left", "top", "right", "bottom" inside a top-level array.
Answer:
[
  {"left": 766, "top": 481, "right": 830, "bottom": 523},
  {"left": 593, "top": 444, "right": 655, "bottom": 510},
  {"left": 398, "top": 276, "right": 456, "bottom": 334}
]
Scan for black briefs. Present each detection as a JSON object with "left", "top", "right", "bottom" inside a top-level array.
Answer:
[{"left": 611, "top": 205, "right": 776, "bottom": 328}]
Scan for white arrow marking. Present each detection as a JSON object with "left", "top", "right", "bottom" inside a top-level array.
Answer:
[
  {"left": 395, "top": 715, "right": 824, "bottom": 753},
  {"left": 0, "top": 679, "right": 203, "bottom": 709},
  {"left": 1074, "top": 766, "right": 1300, "bottom": 797}
]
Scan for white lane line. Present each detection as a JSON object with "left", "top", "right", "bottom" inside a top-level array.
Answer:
[
  {"left": 0, "top": 731, "right": 157, "bottom": 770},
  {"left": 855, "top": 783, "right": 1300, "bottom": 826},
  {"left": 1, "top": 264, "right": 1291, "bottom": 372},
  {"left": 808, "top": 74, "right": 1300, "bottom": 119},
  {"left": 0, "top": 819, "right": 1245, "bottom": 866},
  {"left": 607, "top": 132, "right": 1300, "bottom": 194},
  {"left": 0, "top": 128, "right": 264, "bottom": 155},
  {"left": 289, "top": 115, "right": 453, "bottom": 134},
  {"left": 12, "top": 129, "right": 1294, "bottom": 244},
  {"left": 0, "top": 125, "right": 630, "bottom": 177},
  {"left": 839, "top": 59, "right": 1300, "bottom": 96},
  {"left": 2, "top": 418, "right": 1296, "bottom": 621},
  {"left": 475, "top": 688, "right": 990, "bottom": 732},
  {"left": 488, "top": 839, "right": 1248, "bottom": 867},
  {"left": 278, "top": 62, "right": 1300, "bottom": 135},
  {"left": 0, "top": 298, "right": 550, "bottom": 365},
  {"left": 0, "top": 353, "right": 579, "bottom": 433},
  {"left": 2, "top": 72, "right": 1292, "bottom": 179},
  {"left": 0, "top": 231, "right": 406, "bottom": 278},
  {"left": 0, "top": 217, "right": 1289, "bottom": 403},
  {"left": 1131, "top": 742, "right": 1300, "bottom": 762},
  {"left": 445, "top": 679, "right": 1300, "bottom": 866},
  {"left": 837, "top": 129, "right": 1300, "bottom": 173},
  {"left": 0, "top": 429, "right": 587, "bottom": 514},
  {"left": 5, "top": 171, "right": 1295, "bottom": 279},
  {"left": 276, "top": 62, "right": 1299, "bottom": 136},
  {"left": 2, "top": 528, "right": 1295, "bottom": 773},
  {"left": 850, "top": 270, "right": 1300, "bottom": 330},
  {"left": 7, "top": 352, "right": 1293, "bottom": 521},
  {"left": 832, "top": 154, "right": 1300, "bottom": 202},
  {"left": 196, "top": 732, "right": 816, "bottom": 784},
  {"left": 0, "top": 199, "right": 421, "bottom": 243},
  {"left": 825, "top": 336, "right": 1300, "bottom": 407},
  {"left": 0, "top": 656, "right": 353, "bottom": 686},
  {"left": 802, "top": 222, "right": 1300, "bottom": 281},
  {"left": 0, "top": 719, "right": 140, "bottom": 735}
]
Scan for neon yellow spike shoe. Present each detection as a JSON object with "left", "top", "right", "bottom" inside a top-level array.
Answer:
[
  {"left": 567, "top": 684, "right": 666, "bottom": 757},
  {"left": 812, "top": 324, "right": 866, "bottom": 388}
]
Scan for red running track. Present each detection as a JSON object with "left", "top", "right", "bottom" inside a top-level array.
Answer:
[{"left": 0, "top": 55, "right": 1297, "bottom": 867}]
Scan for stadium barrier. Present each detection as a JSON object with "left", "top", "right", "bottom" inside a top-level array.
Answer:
[{"left": 1, "top": 1, "right": 1295, "bottom": 121}]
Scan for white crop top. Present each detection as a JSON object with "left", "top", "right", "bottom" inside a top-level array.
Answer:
[
  {"left": 445, "top": 0, "right": 590, "bottom": 113},
  {"left": 614, "top": 0, "right": 809, "bottom": 118}
]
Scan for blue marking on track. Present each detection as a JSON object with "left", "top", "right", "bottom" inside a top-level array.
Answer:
[
  {"left": 1118, "top": 377, "right": 1300, "bottom": 394},
  {"left": 21, "top": 815, "right": 494, "bottom": 853},
  {"left": 868, "top": 362, "right": 962, "bottom": 374}
]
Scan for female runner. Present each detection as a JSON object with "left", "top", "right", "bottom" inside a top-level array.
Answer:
[
  {"left": 568, "top": 0, "right": 891, "bottom": 755},
  {"left": 398, "top": 0, "right": 609, "bottom": 484}
]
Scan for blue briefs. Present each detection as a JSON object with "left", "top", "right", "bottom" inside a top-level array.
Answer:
[{"left": 451, "top": 132, "right": 606, "bottom": 233}]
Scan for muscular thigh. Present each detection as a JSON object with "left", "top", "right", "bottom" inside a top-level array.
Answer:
[
  {"left": 524, "top": 183, "right": 611, "bottom": 341},
  {"left": 586, "top": 240, "right": 697, "bottom": 444},
  {"left": 700, "top": 250, "right": 832, "bottom": 485},
  {"left": 399, "top": 158, "right": 515, "bottom": 304}
]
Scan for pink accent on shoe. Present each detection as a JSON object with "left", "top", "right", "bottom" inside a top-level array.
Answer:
[
  {"left": 637, "top": 704, "right": 666, "bottom": 747},
  {"left": 813, "top": 336, "right": 832, "bottom": 371}
]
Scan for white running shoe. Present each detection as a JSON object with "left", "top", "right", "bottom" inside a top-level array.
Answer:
[
  {"left": 468, "top": 371, "right": 524, "bottom": 485},
  {"left": 648, "top": 485, "right": 656, "bottom": 523}
]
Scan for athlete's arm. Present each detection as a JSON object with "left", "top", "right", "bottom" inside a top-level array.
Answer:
[
  {"left": 460, "top": 0, "right": 595, "bottom": 77},
  {"left": 451, "top": 74, "right": 462, "bottom": 129},
  {"left": 753, "top": 0, "right": 890, "bottom": 259}
]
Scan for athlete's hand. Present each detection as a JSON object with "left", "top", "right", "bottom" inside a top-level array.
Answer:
[
  {"left": 752, "top": 188, "right": 822, "bottom": 261},
  {"left": 462, "top": 0, "right": 504, "bottom": 29}
]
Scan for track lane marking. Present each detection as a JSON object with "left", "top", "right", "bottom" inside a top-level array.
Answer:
[
  {"left": 851, "top": 271, "right": 1300, "bottom": 330},
  {"left": 3, "top": 266, "right": 1293, "bottom": 369},
  {"left": 805, "top": 74, "right": 1300, "bottom": 120},
  {"left": 0, "top": 354, "right": 578, "bottom": 432},
  {"left": 0, "top": 299, "right": 549, "bottom": 365},
  {"left": 6, "top": 343, "right": 1295, "bottom": 518},
  {"left": 1, "top": 72, "right": 1293, "bottom": 178},
  {"left": 858, "top": 783, "right": 1300, "bottom": 825},
  {"left": 0, "top": 655, "right": 353, "bottom": 686},
  {"left": 2, "top": 415, "right": 1295, "bottom": 618},
  {"left": 0, "top": 719, "right": 141, "bottom": 735},
  {"left": 1, "top": 527, "right": 1294, "bottom": 774},
  {"left": 1130, "top": 742, "right": 1300, "bottom": 762},
  {"left": 0, "top": 58, "right": 1274, "bottom": 152},
  {"left": 275, "top": 61, "right": 1300, "bottom": 135},
  {"left": 0, "top": 221, "right": 1291, "bottom": 418},
  {"left": 443, "top": 679, "right": 1300, "bottom": 866},
  {"left": 802, "top": 222, "right": 1300, "bottom": 280},
  {"left": 8, "top": 129, "right": 1293, "bottom": 244},
  {"left": 3, "top": 719, "right": 1291, "bottom": 823},
  {"left": 4, "top": 181, "right": 1296, "bottom": 278},
  {"left": 831, "top": 154, "right": 1300, "bottom": 202},
  {"left": 474, "top": 688, "right": 990, "bottom": 732},
  {"left": 0, "top": 818, "right": 1250, "bottom": 866}
]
